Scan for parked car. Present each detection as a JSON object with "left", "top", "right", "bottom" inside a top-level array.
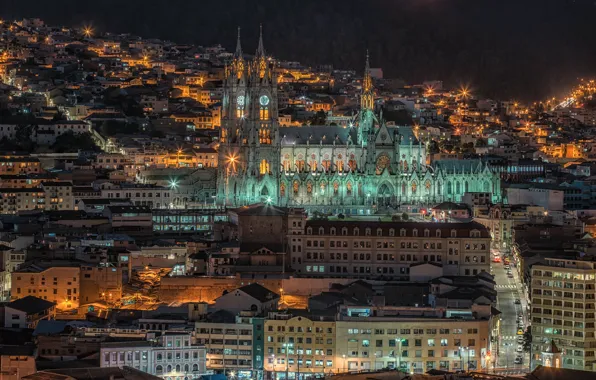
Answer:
[
  {"left": 514, "top": 299, "right": 521, "bottom": 304},
  {"left": 514, "top": 356, "right": 523, "bottom": 364},
  {"left": 516, "top": 345, "right": 523, "bottom": 353}
]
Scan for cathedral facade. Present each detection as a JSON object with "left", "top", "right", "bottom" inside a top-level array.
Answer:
[{"left": 216, "top": 31, "right": 501, "bottom": 212}]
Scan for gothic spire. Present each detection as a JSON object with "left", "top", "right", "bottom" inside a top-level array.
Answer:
[
  {"left": 361, "top": 50, "right": 374, "bottom": 111},
  {"left": 234, "top": 26, "right": 242, "bottom": 58},
  {"left": 256, "top": 24, "right": 265, "bottom": 57}
]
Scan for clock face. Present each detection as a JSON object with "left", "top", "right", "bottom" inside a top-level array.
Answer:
[
  {"left": 237, "top": 95, "right": 245, "bottom": 106},
  {"left": 259, "top": 95, "right": 270, "bottom": 106}
]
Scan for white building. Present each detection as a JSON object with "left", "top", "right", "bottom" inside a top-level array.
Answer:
[{"left": 100, "top": 333, "right": 207, "bottom": 379}]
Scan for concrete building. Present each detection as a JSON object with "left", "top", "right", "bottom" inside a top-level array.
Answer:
[
  {"left": 531, "top": 257, "right": 596, "bottom": 372},
  {"left": 334, "top": 304, "right": 494, "bottom": 374},
  {"left": 264, "top": 310, "right": 336, "bottom": 378},
  {"left": 0, "top": 295, "right": 56, "bottom": 328},
  {"left": 0, "top": 346, "right": 36, "bottom": 380},
  {"left": 195, "top": 311, "right": 264, "bottom": 378},
  {"left": 505, "top": 184, "right": 565, "bottom": 211},
  {"left": 11, "top": 265, "right": 80, "bottom": 309}
]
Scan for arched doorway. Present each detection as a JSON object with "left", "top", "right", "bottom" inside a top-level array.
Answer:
[{"left": 378, "top": 183, "right": 394, "bottom": 206}]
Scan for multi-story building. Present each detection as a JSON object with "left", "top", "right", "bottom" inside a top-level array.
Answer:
[
  {"left": 0, "top": 156, "right": 41, "bottom": 174},
  {"left": 264, "top": 311, "right": 337, "bottom": 378},
  {"left": 100, "top": 333, "right": 207, "bottom": 378},
  {"left": 195, "top": 316, "right": 259, "bottom": 377},
  {"left": 11, "top": 265, "right": 80, "bottom": 309},
  {"left": 0, "top": 247, "right": 26, "bottom": 301},
  {"left": 99, "top": 182, "right": 173, "bottom": 208},
  {"left": 0, "top": 181, "right": 74, "bottom": 214},
  {"left": 335, "top": 304, "right": 493, "bottom": 374},
  {"left": 288, "top": 219, "right": 491, "bottom": 279},
  {"left": 530, "top": 257, "right": 596, "bottom": 372},
  {"left": 41, "top": 181, "right": 74, "bottom": 210}
]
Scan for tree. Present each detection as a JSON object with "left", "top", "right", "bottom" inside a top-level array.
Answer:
[
  {"left": 475, "top": 137, "right": 488, "bottom": 147},
  {"left": 391, "top": 214, "right": 400, "bottom": 222},
  {"left": 522, "top": 327, "right": 532, "bottom": 353},
  {"left": 100, "top": 120, "right": 140, "bottom": 136},
  {"left": 401, "top": 212, "right": 409, "bottom": 221},
  {"left": 52, "top": 131, "right": 99, "bottom": 153},
  {"left": 309, "top": 110, "right": 327, "bottom": 125},
  {"left": 14, "top": 124, "right": 38, "bottom": 152}
]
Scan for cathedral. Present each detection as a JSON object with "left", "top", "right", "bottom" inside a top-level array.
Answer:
[{"left": 216, "top": 29, "right": 501, "bottom": 213}]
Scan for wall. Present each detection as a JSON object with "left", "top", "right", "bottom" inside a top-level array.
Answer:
[{"left": 158, "top": 276, "right": 355, "bottom": 303}]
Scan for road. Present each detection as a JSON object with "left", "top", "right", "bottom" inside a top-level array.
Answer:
[{"left": 491, "top": 248, "right": 530, "bottom": 372}]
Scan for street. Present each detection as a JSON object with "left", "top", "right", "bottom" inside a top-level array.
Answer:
[{"left": 491, "top": 249, "right": 530, "bottom": 372}]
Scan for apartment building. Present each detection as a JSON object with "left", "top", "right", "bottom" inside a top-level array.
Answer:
[
  {"left": 195, "top": 319, "right": 256, "bottom": 375},
  {"left": 41, "top": 181, "right": 74, "bottom": 210},
  {"left": 0, "top": 156, "right": 41, "bottom": 174},
  {"left": 100, "top": 333, "right": 207, "bottom": 378},
  {"left": 288, "top": 220, "right": 491, "bottom": 279},
  {"left": 264, "top": 311, "right": 337, "bottom": 378},
  {"left": 531, "top": 257, "right": 596, "bottom": 372},
  {"left": 335, "top": 305, "right": 493, "bottom": 374},
  {"left": 0, "top": 181, "right": 74, "bottom": 214},
  {"left": 11, "top": 265, "right": 80, "bottom": 309}
]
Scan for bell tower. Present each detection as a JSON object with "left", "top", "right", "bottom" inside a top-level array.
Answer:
[
  {"left": 358, "top": 51, "right": 376, "bottom": 147},
  {"left": 217, "top": 26, "right": 280, "bottom": 206}
]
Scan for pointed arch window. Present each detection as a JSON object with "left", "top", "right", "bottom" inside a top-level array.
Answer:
[
  {"left": 280, "top": 182, "right": 286, "bottom": 197},
  {"left": 259, "top": 126, "right": 271, "bottom": 144},
  {"left": 259, "top": 159, "right": 270, "bottom": 175},
  {"left": 346, "top": 182, "right": 353, "bottom": 196},
  {"left": 293, "top": 180, "right": 300, "bottom": 195}
]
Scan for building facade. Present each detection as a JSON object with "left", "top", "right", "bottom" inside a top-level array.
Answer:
[
  {"left": 334, "top": 305, "right": 493, "bottom": 374},
  {"left": 100, "top": 333, "right": 207, "bottom": 379},
  {"left": 288, "top": 219, "right": 491, "bottom": 279},
  {"left": 216, "top": 32, "right": 501, "bottom": 212},
  {"left": 531, "top": 257, "right": 596, "bottom": 372}
]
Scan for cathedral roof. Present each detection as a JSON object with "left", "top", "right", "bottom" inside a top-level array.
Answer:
[
  {"left": 432, "top": 159, "right": 485, "bottom": 174},
  {"left": 231, "top": 203, "right": 288, "bottom": 216},
  {"left": 280, "top": 126, "right": 358, "bottom": 146}
]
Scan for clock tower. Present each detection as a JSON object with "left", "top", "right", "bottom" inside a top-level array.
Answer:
[{"left": 217, "top": 26, "right": 280, "bottom": 206}]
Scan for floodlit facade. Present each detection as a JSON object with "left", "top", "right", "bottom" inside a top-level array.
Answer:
[{"left": 216, "top": 32, "right": 501, "bottom": 211}]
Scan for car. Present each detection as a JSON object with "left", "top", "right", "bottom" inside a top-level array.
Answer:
[
  {"left": 514, "top": 299, "right": 521, "bottom": 304},
  {"left": 508, "top": 274, "right": 514, "bottom": 278},
  {"left": 514, "top": 357, "right": 523, "bottom": 364},
  {"left": 516, "top": 345, "right": 523, "bottom": 353}
]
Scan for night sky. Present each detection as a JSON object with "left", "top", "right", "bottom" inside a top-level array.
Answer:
[{"left": 3, "top": 0, "right": 596, "bottom": 100}]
